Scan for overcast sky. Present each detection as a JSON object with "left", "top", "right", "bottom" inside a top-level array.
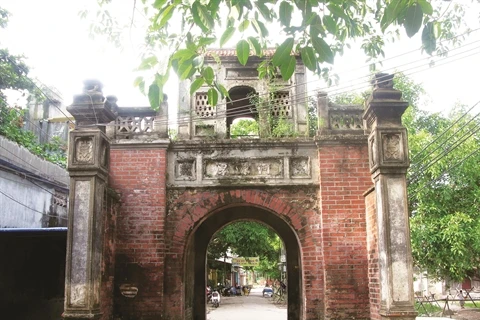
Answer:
[{"left": 2, "top": 0, "right": 480, "bottom": 114}]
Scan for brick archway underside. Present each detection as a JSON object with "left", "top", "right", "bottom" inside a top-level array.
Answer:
[
  {"left": 188, "top": 205, "right": 302, "bottom": 320},
  {"left": 164, "top": 188, "right": 317, "bottom": 320}
]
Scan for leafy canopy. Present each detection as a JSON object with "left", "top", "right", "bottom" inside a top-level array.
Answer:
[
  {"left": 0, "top": 7, "right": 67, "bottom": 167},
  {"left": 207, "top": 221, "right": 282, "bottom": 278},
  {"left": 87, "top": 0, "right": 472, "bottom": 110},
  {"left": 336, "top": 73, "right": 480, "bottom": 281}
]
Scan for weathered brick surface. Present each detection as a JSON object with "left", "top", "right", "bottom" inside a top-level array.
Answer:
[
  {"left": 318, "top": 144, "right": 372, "bottom": 319},
  {"left": 109, "top": 148, "right": 167, "bottom": 319},
  {"left": 108, "top": 142, "right": 375, "bottom": 319}
]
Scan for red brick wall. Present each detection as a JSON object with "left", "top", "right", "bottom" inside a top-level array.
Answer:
[
  {"left": 109, "top": 148, "right": 167, "bottom": 319},
  {"left": 164, "top": 187, "right": 318, "bottom": 319},
  {"left": 365, "top": 187, "right": 380, "bottom": 319},
  {"left": 318, "top": 144, "right": 372, "bottom": 319},
  {"left": 108, "top": 142, "right": 375, "bottom": 319}
]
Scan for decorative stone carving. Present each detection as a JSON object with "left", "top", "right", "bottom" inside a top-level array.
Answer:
[
  {"left": 119, "top": 284, "right": 139, "bottom": 298},
  {"left": 75, "top": 138, "right": 94, "bottom": 164},
  {"left": 291, "top": 157, "right": 310, "bottom": 178},
  {"left": 175, "top": 160, "right": 196, "bottom": 180},
  {"left": 330, "top": 112, "right": 363, "bottom": 130},
  {"left": 382, "top": 133, "right": 402, "bottom": 161},
  {"left": 70, "top": 285, "right": 86, "bottom": 306},
  {"left": 203, "top": 158, "right": 283, "bottom": 179}
]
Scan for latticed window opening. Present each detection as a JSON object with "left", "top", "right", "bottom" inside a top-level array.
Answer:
[
  {"left": 195, "top": 93, "right": 215, "bottom": 118},
  {"left": 116, "top": 116, "right": 154, "bottom": 134},
  {"left": 271, "top": 91, "right": 291, "bottom": 118}
]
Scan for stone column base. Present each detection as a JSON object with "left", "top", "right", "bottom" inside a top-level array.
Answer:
[{"left": 62, "top": 312, "right": 102, "bottom": 319}]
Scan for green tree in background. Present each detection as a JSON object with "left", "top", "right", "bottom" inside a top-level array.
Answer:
[
  {"left": 208, "top": 221, "right": 282, "bottom": 279},
  {"left": 86, "top": 0, "right": 474, "bottom": 109},
  {"left": 333, "top": 73, "right": 480, "bottom": 282},
  {"left": 0, "top": 7, "right": 67, "bottom": 167}
]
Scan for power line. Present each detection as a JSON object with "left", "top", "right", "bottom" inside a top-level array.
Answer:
[{"left": 0, "top": 189, "right": 67, "bottom": 221}]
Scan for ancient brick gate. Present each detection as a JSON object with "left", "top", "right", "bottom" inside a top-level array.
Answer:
[{"left": 62, "top": 66, "right": 416, "bottom": 319}]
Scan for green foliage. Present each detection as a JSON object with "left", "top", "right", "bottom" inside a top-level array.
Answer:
[
  {"left": 0, "top": 7, "right": 65, "bottom": 167},
  {"left": 321, "top": 73, "right": 480, "bottom": 281},
  {"left": 230, "top": 119, "right": 259, "bottom": 138},
  {"left": 407, "top": 103, "right": 480, "bottom": 281},
  {"left": 207, "top": 221, "right": 281, "bottom": 277},
  {"left": 0, "top": 105, "right": 67, "bottom": 167},
  {"left": 85, "top": 0, "right": 472, "bottom": 109}
]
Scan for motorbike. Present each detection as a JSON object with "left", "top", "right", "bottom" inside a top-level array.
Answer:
[
  {"left": 206, "top": 286, "right": 212, "bottom": 302},
  {"left": 211, "top": 290, "right": 220, "bottom": 308}
]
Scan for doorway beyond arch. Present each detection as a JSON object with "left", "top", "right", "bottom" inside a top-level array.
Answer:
[{"left": 185, "top": 205, "right": 303, "bottom": 320}]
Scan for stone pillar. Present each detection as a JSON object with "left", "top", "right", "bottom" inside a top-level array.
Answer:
[
  {"left": 63, "top": 80, "right": 116, "bottom": 319},
  {"left": 316, "top": 91, "right": 328, "bottom": 134},
  {"left": 363, "top": 73, "right": 416, "bottom": 320}
]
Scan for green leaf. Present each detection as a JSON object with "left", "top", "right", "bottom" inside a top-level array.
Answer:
[
  {"left": 220, "top": 27, "right": 235, "bottom": 47},
  {"left": 255, "top": 1, "right": 271, "bottom": 21},
  {"left": 192, "top": 1, "right": 214, "bottom": 32},
  {"left": 172, "top": 48, "right": 196, "bottom": 61},
  {"left": 421, "top": 22, "right": 436, "bottom": 55},
  {"left": 382, "top": 0, "right": 407, "bottom": 32},
  {"left": 404, "top": 4, "right": 423, "bottom": 38},
  {"left": 327, "top": 4, "right": 349, "bottom": 21},
  {"left": 192, "top": 55, "right": 204, "bottom": 68},
  {"left": 323, "top": 15, "right": 337, "bottom": 35},
  {"left": 198, "top": 37, "right": 216, "bottom": 46},
  {"left": 177, "top": 59, "right": 194, "bottom": 80},
  {"left": 202, "top": 66, "right": 215, "bottom": 85},
  {"left": 248, "top": 36, "right": 261, "bottom": 56},
  {"left": 417, "top": 0, "right": 433, "bottom": 15},
  {"left": 157, "top": 4, "right": 175, "bottom": 28},
  {"left": 236, "top": 39, "right": 250, "bottom": 66},
  {"left": 279, "top": 1, "right": 293, "bottom": 28},
  {"left": 148, "top": 82, "right": 162, "bottom": 110},
  {"left": 207, "top": 88, "right": 218, "bottom": 106},
  {"left": 300, "top": 46, "right": 316, "bottom": 72},
  {"left": 238, "top": 19, "right": 250, "bottom": 32},
  {"left": 272, "top": 37, "right": 294, "bottom": 67},
  {"left": 153, "top": 0, "right": 168, "bottom": 9},
  {"left": 280, "top": 55, "right": 296, "bottom": 81},
  {"left": 138, "top": 55, "right": 158, "bottom": 70},
  {"left": 251, "top": 19, "right": 269, "bottom": 38},
  {"left": 190, "top": 77, "right": 205, "bottom": 95},
  {"left": 216, "top": 83, "right": 229, "bottom": 99},
  {"left": 311, "top": 35, "right": 334, "bottom": 64}
]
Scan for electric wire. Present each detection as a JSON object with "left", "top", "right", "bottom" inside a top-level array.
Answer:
[
  {"left": 4, "top": 56, "right": 75, "bottom": 126},
  {"left": 0, "top": 189, "right": 68, "bottom": 221}
]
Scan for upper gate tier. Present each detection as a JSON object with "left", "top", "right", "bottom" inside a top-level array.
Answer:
[{"left": 177, "top": 48, "right": 309, "bottom": 139}]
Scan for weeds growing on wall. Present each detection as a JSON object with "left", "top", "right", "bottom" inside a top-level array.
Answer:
[{"left": 0, "top": 103, "right": 67, "bottom": 168}]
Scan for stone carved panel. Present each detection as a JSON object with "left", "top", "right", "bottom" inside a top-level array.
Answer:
[
  {"left": 330, "top": 112, "right": 363, "bottom": 130},
  {"left": 226, "top": 68, "right": 259, "bottom": 79},
  {"left": 290, "top": 157, "right": 311, "bottom": 178},
  {"left": 195, "top": 125, "right": 215, "bottom": 136},
  {"left": 74, "top": 138, "right": 94, "bottom": 164},
  {"left": 175, "top": 160, "right": 196, "bottom": 180},
  {"left": 382, "top": 133, "right": 403, "bottom": 161},
  {"left": 204, "top": 158, "right": 283, "bottom": 179},
  {"left": 69, "top": 180, "right": 90, "bottom": 307}
]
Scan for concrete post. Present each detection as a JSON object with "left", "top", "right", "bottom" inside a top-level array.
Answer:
[
  {"left": 363, "top": 73, "right": 417, "bottom": 320},
  {"left": 316, "top": 91, "right": 329, "bottom": 134},
  {"left": 63, "top": 80, "right": 116, "bottom": 319}
]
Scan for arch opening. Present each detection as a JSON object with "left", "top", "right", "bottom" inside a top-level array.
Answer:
[
  {"left": 184, "top": 205, "right": 303, "bottom": 320},
  {"left": 226, "top": 86, "right": 257, "bottom": 138}
]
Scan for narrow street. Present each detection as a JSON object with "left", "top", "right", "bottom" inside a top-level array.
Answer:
[{"left": 207, "top": 287, "right": 287, "bottom": 320}]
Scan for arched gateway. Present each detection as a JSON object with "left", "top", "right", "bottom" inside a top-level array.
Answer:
[{"left": 62, "top": 55, "right": 416, "bottom": 319}]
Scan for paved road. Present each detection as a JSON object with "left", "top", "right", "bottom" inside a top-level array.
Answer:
[{"left": 207, "top": 287, "right": 287, "bottom": 320}]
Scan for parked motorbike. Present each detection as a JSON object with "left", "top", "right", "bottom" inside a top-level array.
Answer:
[
  {"left": 211, "top": 290, "right": 220, "bottom": 308},
  {"left": 206, "top": 286, "right": 212, "bottom": 302}
]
